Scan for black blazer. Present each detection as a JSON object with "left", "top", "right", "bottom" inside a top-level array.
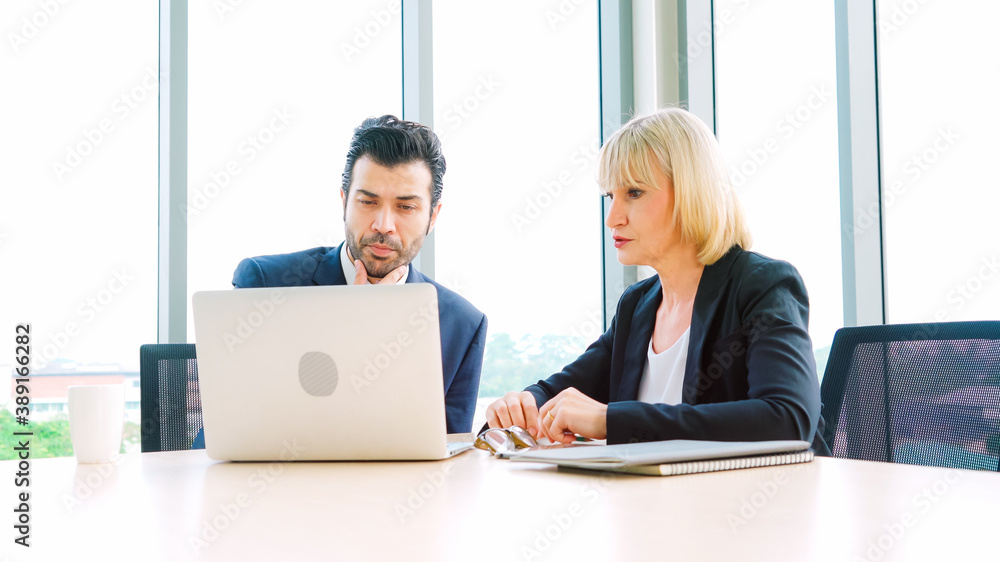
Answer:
[{"left": 526, "top": 247, "right": 830, "bottom": 454}]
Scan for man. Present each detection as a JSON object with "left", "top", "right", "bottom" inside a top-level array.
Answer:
[{"left": 194, "top": 115, "right": 487, "bottom": 446}]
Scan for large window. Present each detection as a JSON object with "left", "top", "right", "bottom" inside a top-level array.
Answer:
[
  {"left": 714, "top": 0, "right": 843, "bottom": 373},
  {"left": 0, "top": 1, "right": 158, "bottom": 457},
  {"left": 186, "top": 0, "right": 402, "bottom": 336},
  {"left": 431, "top": 0, "right": 603, "bottom": 420},
  {"left": 878, "top": 0, "right": 1000, "bottom": 323}
]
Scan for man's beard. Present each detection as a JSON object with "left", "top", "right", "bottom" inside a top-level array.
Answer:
[{"left": 345, "top": 230, "right": 424, "bottom": 280}]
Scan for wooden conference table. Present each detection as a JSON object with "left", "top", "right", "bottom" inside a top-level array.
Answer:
[{"left": 4, "top": 437, "right": 998, "bottom": 561}]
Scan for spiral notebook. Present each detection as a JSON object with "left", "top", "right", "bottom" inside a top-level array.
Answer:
[{"left": 509, "top": 439, "right": 814, "bottom": 476}]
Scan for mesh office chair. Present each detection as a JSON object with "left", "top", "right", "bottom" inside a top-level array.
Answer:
[
  {"left": 139, "top": 343, "right": 204, "bottom": 452},
  {"left": 820, "top": 321, "right": 1000, "bottom": 471}
]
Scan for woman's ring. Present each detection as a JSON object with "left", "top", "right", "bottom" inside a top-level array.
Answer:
[{"left": 546, "top": 411, "right": 555, "bottom": 422}]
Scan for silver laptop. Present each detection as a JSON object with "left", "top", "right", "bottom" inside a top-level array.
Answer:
[{"left": 192, "top": 284, "right": 471, "bottom": 461}]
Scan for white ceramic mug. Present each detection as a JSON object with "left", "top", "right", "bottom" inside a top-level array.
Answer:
[{"left": 68, "top": 384, "right": 124, "bottom": 463}]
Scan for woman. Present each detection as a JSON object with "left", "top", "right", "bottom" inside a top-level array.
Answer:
[{"left": 486, "top": 108, "right": 829, "bottom": 454}]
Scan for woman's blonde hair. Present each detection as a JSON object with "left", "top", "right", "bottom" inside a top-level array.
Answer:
[{"left": 597, "top": 107, "right": 751, "bottom": 265}]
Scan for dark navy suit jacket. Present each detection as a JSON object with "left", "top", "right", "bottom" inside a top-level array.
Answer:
[
  {"left": 193, "top": 243, "right": 486, "bottom": 448},
  {"left": 525, "top": 247, "right": 830, "bottom": 454}
]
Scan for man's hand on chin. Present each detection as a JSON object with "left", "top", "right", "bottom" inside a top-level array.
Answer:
[{"left": 353, "top": 259, "right": 407, "bottom": 285}]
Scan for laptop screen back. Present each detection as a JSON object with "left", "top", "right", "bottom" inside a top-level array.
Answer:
[{"left": 192, "top": 284, "right": 449, "bottom": 461}]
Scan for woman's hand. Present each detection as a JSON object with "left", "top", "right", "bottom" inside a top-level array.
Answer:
[
  {"left": 537, "top": 388, "right": 608, "bottom": 444},
  {"left": 485, "top": 392, "right": 541, "bottom": 437}
]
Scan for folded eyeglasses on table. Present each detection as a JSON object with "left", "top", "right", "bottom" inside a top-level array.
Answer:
[
  {"left": 474, "top": 426, "right": 538, "bottom": 456},
  {"left": 474, "top": 427, "right": 603, "bottom": 458}
]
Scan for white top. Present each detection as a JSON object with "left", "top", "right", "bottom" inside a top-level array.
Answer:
[
  {"left": 340, "top": 243, "right": 408, "bottom": 285},
  {"left": 637, "top": 327, "right": 690, "bottom": 405}
]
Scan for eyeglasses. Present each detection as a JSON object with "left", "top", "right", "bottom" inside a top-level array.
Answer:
[{"left": 474, "top": 426, "right": 538, "bottom": 456}]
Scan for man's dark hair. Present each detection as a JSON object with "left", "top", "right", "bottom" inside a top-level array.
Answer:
[{"left": 341, "top": 115, "right": 446, "bottom": 211}]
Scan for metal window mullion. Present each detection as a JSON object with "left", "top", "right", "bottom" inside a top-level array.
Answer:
[
  {"left": 678, "top": 0, "right": 716, "bottom": 133},
  {"left": 599, "top": 0, "right": 636, "bottom": 329},
  {"left": 402, "top": 0, "right": 435, "bottom": 279},
  {"left": 158, "top": 0, "right": 188, "bottom": 343},
  {"left": 835, "top": 0, "right": 886, "bottom": 327}
]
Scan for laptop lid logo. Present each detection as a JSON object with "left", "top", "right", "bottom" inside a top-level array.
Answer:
[{"left": 298, "top": 351, "right": 338, "bottom": 396}]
